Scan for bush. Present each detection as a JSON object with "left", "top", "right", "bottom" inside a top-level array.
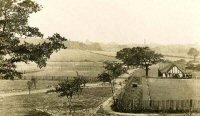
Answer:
[
  {"left": 26, "top": 109, "right": 52, "bottom": 116},
  {"left": 186, "top": 62, "right": 200, "bottom": 71},
  {"left": 174, "top": 59, "right": 187, "bottom": 64}
]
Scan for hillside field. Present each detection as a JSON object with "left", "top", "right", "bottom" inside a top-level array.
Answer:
[{"left": 16, "top": 49, "right": 118, "bottom": 81}]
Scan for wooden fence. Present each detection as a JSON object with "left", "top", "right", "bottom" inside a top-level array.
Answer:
[
  {"left": 142, "top": 100, "right": 200, "bottom": 112},
  {"left": 21, "top": 76, "right": 98, "bottom": 82},
  {"left": 116, "top": 99, "right": 200, "bottom": 113}
]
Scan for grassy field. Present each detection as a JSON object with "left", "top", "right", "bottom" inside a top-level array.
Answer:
[
  {"left": 148, "top": 79, "right": 200, "bottom": 100},
  {"left": 22, "top": 62, "right": 104, "bottom": 81},
  {"left": 0, "top": 87, "right": 111, "bottom": 116},
  {"left": 15, "top": 49, "right": 119, "bottom": 81},
  {"left": 0, "top": 80, "right": 58, "bottom": 93},
  {"left": 89, "top": 50, "right": 116, "bottom": 57}
]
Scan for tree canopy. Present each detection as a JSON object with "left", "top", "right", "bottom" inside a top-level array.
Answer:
[
  {"left": 103, "top": 61, "right": 127, "bottom": 77},
  {"left": 0, "top": 0, "right": 67, "bottom": 79},
  {"left": 115, "top": 48, "right": 132, "bottom": 68},
  {"left": 97, "top": 72, "right": 112, "bottom": 84},
  {"left": 116, "top": 47, "right": 163, "bottom": 76},
  {"left": 187, "top": 48, "right": 199, "bottom": 62},
  {"left": 97, "top": 61, "right": 126, "bottom": 84}
]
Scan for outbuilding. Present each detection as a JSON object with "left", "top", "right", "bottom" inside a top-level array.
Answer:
[{"left": 158, "top": 63, "right": 192, "bottom": 78}]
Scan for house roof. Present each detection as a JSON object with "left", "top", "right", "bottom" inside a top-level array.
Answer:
[{"left": 158, "top": 63, "right": 186, "bottom": 74}]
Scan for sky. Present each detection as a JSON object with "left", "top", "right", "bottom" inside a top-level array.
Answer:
[{"left": 29, "top": 0, "right": 200, "bottom": 45}]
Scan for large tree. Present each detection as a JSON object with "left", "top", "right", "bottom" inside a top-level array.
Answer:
[
  {"left": 116, "top": 47, "right": 163, "bottom": 77},
  {"left": 0, "top": 0, "right": 67, "bottom": 79},
  {"left": 187, "top": 48, "right": 199, "bottom": 62}
]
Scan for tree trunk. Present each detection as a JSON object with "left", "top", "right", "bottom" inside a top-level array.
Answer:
[
  {"left": 68, "top": 98, "right": 72, "bottom": 114},
  {"left": 111, "top": 81, "right": 115, "bottom": 96},
  {"left": 3, "top": 10, "right": 7, "bottom": 33},
  {"left": 111, "top": 80, "right": 116, "bottom": 104},
  {"left": 145, "top": 66, "right": 149, "bottom": 77},
  {"left": 34, "top": 83, "right": 36, "bottom": 89},
  {"left": 194, "top": 56, "right": 196, "bottom": 62},
  {"left": 28, "top": 88, "right": 30, "bottom": 95}
]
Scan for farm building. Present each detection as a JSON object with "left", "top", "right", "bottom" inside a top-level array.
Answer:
[{"left": 158, "top": 63, "right": 192, "bottom": 78}]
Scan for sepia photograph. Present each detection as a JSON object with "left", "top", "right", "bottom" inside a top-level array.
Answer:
[{"left": 0, "top": 0, "right": 200, "bottom": 115}]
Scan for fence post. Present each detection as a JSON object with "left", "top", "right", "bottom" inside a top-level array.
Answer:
[
  {"left": 131, "top": 99, "right": 134, "bottom": 111},
  {"left": 163, "top": 100, "right": 165, "bottom": 111},
  {"left": 190, "top": 99, "right": 192, "bottom": 112},
  {"left": 173, "top": 100, "right": 176, "bottom": 111}
]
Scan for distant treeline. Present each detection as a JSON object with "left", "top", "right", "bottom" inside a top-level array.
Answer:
[
  {"left": 152, "top": 45, "right": 200, "bottom": 57},
  {"left": 21, "top": 38, "right": 104, "bottom": 51},
  {"left": 65, "top": 41, "right": 103, "bottom": 51},
  {"left": 21, "top": 38, "right": 200, "bottom": 55},
  {"left": 65, "top": 41, "right": 131, "bottom": 51}
]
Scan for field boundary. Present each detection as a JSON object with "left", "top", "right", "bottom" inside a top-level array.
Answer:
[{"left": 118, "top": 99, "right": 200, "bottom": 113}]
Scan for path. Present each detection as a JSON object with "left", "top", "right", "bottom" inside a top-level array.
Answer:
[
  {"left": 96, "top": 69, "right": 137, "bottom": 114},
  {"left": 0, "top": 88, "right": 50, "bottom": 98}
]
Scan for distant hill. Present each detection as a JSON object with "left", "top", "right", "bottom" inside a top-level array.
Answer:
[
  {"left": 65, "top": 41, "right": 102, "bottom": 51},
  {"left": 99, "top": 43, "right": 129, "bottom": 51},
  {"left": 20, "top": 38, "right": 102, "bottom": 51},
  {"left": 20, "top": 38, "right": 200, "bottom": 57},
  {"left": 48, "top": 49, "right": 117, "bottom": 62},
  {"left": 151, "top": 44, "right": 200, "bottom": 57}
]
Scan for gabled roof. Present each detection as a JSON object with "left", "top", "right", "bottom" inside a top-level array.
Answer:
[{"left": 158, "top": 63, "right": 186, "bottom": 73}]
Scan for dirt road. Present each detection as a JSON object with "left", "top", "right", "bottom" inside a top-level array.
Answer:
[{"left": 97, "top": 69, "right": 137, "bottom": 114}]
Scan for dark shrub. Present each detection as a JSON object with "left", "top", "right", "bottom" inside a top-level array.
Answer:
[{"left": 26, "top": 109, "right": 51, "bottom": 116}]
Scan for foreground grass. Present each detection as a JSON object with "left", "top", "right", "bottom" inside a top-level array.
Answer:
[
  {"left": 0, "top": 87, "right": 111, "bottom": 116},
  {"left": 0, "top": 80, "right": 58, "bottom": 93}
]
